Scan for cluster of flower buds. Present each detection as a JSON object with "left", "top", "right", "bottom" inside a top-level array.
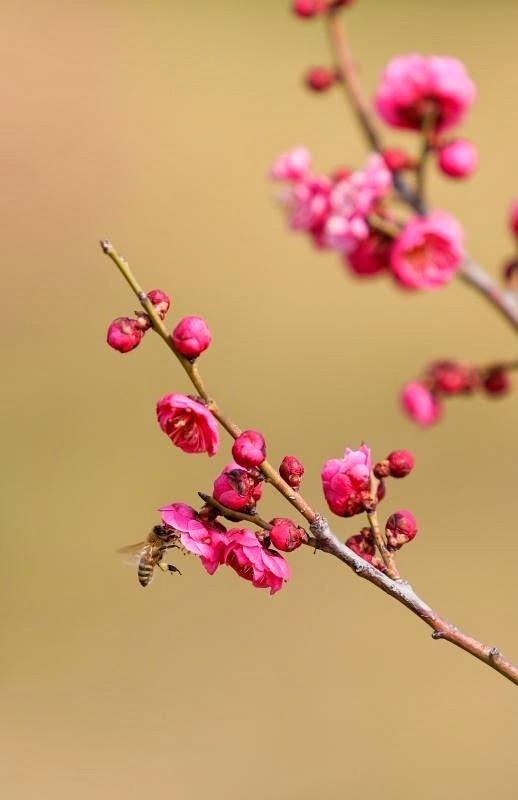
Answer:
[
  {"left": 106, "top": 289, "right": 212, "bottom": 361},
  {"left": 106, "top": 289, "right": 170, "bottom": 353},
  {"left": 401, "top": 360, "right": 512, "bottom": 427},
  {"left": 292, "top": 0, "right": 355, "bottom": 19},
  {"left": 321, "top": 444, "right": 418, "bottom": 570}
]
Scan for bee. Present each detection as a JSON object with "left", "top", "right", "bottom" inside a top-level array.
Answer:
[{"left": 118, "top": 524, "right": 181, "bottom": 587}]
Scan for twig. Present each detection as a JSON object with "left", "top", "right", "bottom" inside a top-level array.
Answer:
[
  {"left": 366, "top": 476, "right": 400, "bottom": 580},
  {"left": 199, "top": 492, "right": 272, "bottom": 531},
  {"left": 101, "top": 240, "right": 518, "bottom": 685}
]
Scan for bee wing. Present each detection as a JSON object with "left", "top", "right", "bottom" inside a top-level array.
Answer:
[{"left": 117, "top": 541, "right": 147, "bottom": 555}]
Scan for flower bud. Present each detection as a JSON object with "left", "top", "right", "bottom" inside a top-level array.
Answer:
[
  {"left": 503, "top": 258, "right": 518, "bottom": 291},
  {"left": 482, "top": 368, "right": 511, "bottom": 396},
  {"left": 401, "top": 382, "right": 442, "bottom": 427},
  {"left": 346, "top": 529, "right": 385, "bottom": 571},
  {"left": 305, "top": 66, "right": 337, "bottom": 92},
  {"left": 232, "top": 430, "right": 266, "bottom": 469},
  {"left": 509, "top": 200, "right": 518, "bottom": 238},
  {"left": 172, "top": 315, "right": 212, "bottom": 359},
  {"left": 269, "top": 518, "right": 308, "bottom": 552},
  {"left": 385, "top": 510, "right": 418, "bottom": 550},
  {"left": 213, "top": 464, "right": 263, "bottom": 511},
  {"left": 428, "top": 360, "right": 478, "bottom": 395},
  {"left": 147, "top": 289, "right": 171, "bottom": 319},
  {"left": 382, "top": 147, "right": 415, "bottom": 172},
  {"left": 292, "top": 0, "right": 324, "bottom": 17},
  {"left": 279, "top": 455, "right": 305, "bottom": 490},
  {"left": 106, "top": 317, "right": 144, "bottom": 353},
  {"left": 437, "top": 139, "right": 477, "bottom": 179},
  {"left": 373, "top": 460, "right": 390, "bottom": 479},
  {"left": 387, "top": 450, "right": 415, "bottom": 478}
]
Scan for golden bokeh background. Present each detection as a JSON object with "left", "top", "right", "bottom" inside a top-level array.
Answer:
[{"left": 2, "top": 1, "right": 518, "bottom": 797}]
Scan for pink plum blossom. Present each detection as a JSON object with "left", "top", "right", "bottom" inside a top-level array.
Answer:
[
  {"left": 156, "top": 393, "right": 219, "bottom": 455},
  {"left": 438, "top": 139, "right": 478, "bottom": 179},
  {"left": 321, "top": 444, "right": 372, "bottom": 517},
  {"left": 390, "top": 212, "right": 463, "bottom": 290},
  {"left": 269, "top": 518, "right": 308, "bottom": 552},
  {"left": 159, "top": 502, "right": 227, "bottom": 574},
  {"left": 224, "top": 528, "right": 291, "bottom": 594},
  {"left": 172, "top": 316, "right": 212, "bottom": 359},
  {"left": 401, "top": 382, "right": 442, "bottom": 427},
  {"left": 375, "top": 54, "right": 476, "bottom": 132},
  {"left": 270, "top": 146, "right": 311, "bottom": 182}
]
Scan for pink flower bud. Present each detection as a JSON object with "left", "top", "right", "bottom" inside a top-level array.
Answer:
[
  {"left": 382, "top": 148, "right": 415, "bottom": 172},
  {"left": 106, "top": 317, "right": 144, "bottom": 353},
  {"left": 346, "top": 529, "right": 386, "bottom": 572},
  {"left": 269, "top": 518, "right": 308, "bottom": 552},
  {"left": 292, "top": 0, "right": 325, "bottom": 17},
  {"left": 385, "top": 510, "right": 418, "bottom": 549},
  {"left": 279, "top": 455, "right": 305, "bottom": 490},
  {"left": 345, "top": 229, "right": 392, "bottom": 277},
  {"left": 438, "top": 139, "right": 477, "bottom": 179},
  {"left": 213, "top": 463, "right": 263, "bottom": 511},
  {"left": 509, "top": 200, "right": 518, "bottom": 238},
  {"left": 305, "top": 66, "right": 337, "bottom": 92},
  {"left": 401, "top": 382, "right": 442, "bottom": 427},
  {"left": 387, "top": 450, "right": 415, "bottom": 478},
  {"left": 482, "top": 368, "right": 511, "bottom": 396},
  {"left": 232, "top": 430, "right": 266, "bottom": 469},
  {"left": 147, "top": 289, "right": 171, "bottom": 319},
  {"left": 427, "top": 360, "right": 478, "bottom": 395},
  {"left": 172, "top": 316, "right": 212, "bottom": 359}
]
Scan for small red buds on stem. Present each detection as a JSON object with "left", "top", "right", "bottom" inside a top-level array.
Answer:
[
  {"left": 385, "top": 511, "right": 418, "bottom": 550},
  {"left": 305, "top": 66, "right": 337, "bottom": 92},
  {"left": 106, "top": 317, "right": 144, "bottom": 353},
  {"left": 213, "top": 464, "right": 263, "bottom": 512}
]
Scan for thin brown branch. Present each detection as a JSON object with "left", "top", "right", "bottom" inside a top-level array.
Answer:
[
  {"left": 199, "top": 493, "right": 272, "bottom": 531},
  {"left": 366, "top": 476, "right": 400, "bottom": 580},
  {"left": 310, "top": 516, "right": 518, "bottom": 686}
]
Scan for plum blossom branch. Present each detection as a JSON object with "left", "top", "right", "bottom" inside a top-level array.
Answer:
[
  {"left": 102, "top": 240, "right": 518, "bottom": 686},
  {"left": 326, "top": 8, "right": 518, "bottom": 332}
]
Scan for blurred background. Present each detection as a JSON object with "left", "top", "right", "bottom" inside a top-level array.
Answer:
[{"left": 2, "top": 0, "right": 518, "bottom": 797}]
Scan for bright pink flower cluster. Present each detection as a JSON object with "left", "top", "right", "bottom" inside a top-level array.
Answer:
[
  {"left": 401, "top": 360, "right": 512, "bottom": 427},
  {"left": 272, "top": 149, "right": 391, "bottom": 255},
  {"left": 375, "top": 54, "right": 476, "bottom": 133},
  {"left": 159, "top": 504, "right": 291, "bottom": 595}
]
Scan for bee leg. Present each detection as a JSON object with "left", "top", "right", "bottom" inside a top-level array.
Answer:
[{"left": 166, "top": 564, "right": 181, "bottom": 576}]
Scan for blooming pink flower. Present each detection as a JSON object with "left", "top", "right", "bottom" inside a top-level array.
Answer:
[
  {"left": 232, "top": 430, "right": 266, "bottom": 469},
  {"left": 107, "top": 317, "right": 144, "bottom": 353},
  {"left": 401, "top": 382, "right": 442, "bottom": 427},
  {"left": 375, "top": 54, "right": 476, "bottom": 132},
  {"left": 270, "top": 146, "right": 312, "bottom": 182},
  {"left": 305, "top": 66, "right": 337, "bottom": 92},
  {"left": 224, "top": 528, "right": 291, "bottom": 594},
  {"left": 437, "top": 139, "right": 477, "bottom": 179},
  {"left": 156, "top": 393, "right": 219, "bottom": 455},
  {"left": 385, "top": 510, "right": 418, "bottom": 549},
  {"left": 345, "top": 229, "right": 392, "bottom": 277},
  {"left": 285, "top": 175, "right": 332, "bottom": 242},
  {"left": 321, "top": 444, "right": 372, "bottom": 517},
  {"left": 279, "top": 455, "right": 305, "bottom": 490},
  {"left": 213, "top": 462, "right": 263, "bottom": 511},
  {"left": 390, "top": 212, "right": 463, "bottom": 290},
  {"left": 268, "top": 518, "right": 308, "bottom": 552},
  {"left": 147, "top": 289, "right": 171, "bottom": 319},
  {"left": 172, "top": 316, "right": 212, "bottom": 359},
  {"left": 509, "top": 200, "right": 518, "bottom": 238},
  {"left": 159, "top": 502, "right": 227, "bottom": 574}
]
